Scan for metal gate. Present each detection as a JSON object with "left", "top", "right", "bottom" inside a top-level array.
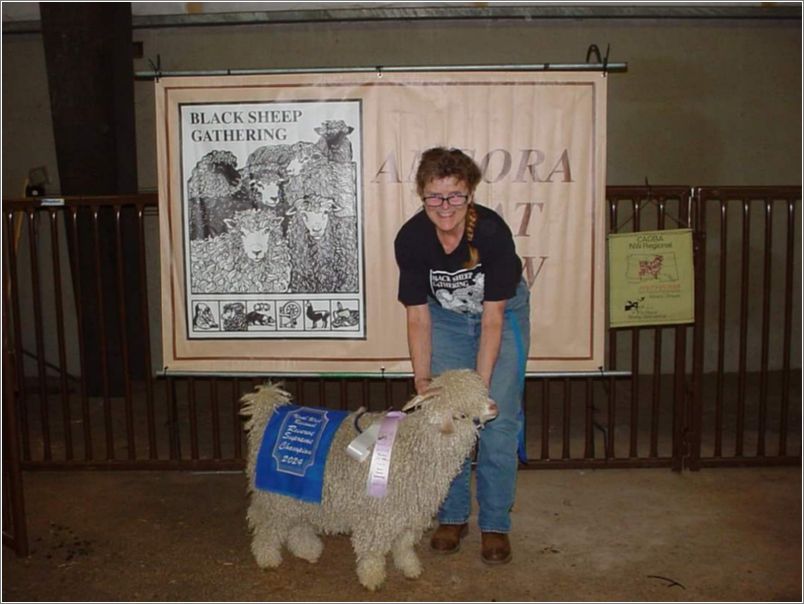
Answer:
[{"left": 3, "top": 186, "right": 800, "bottom": 553}]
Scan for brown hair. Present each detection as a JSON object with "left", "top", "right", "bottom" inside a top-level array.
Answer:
[
  {"left": 415, "top": 147, "right": 482, "bottom": 268},
  {"left": 415, "top": 147, "right": 482, "bottom": 197}
]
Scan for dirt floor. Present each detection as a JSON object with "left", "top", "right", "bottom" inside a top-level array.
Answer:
[{"left": 2, "top": 466, "right": 801, "bottom": 602}]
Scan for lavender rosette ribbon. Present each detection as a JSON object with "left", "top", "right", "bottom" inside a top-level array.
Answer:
[{"left": 366, "top": 411, "right": 406, "bottom": 498}]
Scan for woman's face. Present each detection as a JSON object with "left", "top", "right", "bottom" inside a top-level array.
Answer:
[{"left": 421, "top": 176, "right": 471, "bottom": 236}]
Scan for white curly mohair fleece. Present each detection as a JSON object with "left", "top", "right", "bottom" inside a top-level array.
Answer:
[{"left": 241, "top": 369, "right": 497, "bottom": 591}]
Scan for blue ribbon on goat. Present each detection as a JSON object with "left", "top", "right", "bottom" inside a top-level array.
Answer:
[{"left": 255, "top": 404, "right": 350, "bottom": 504}]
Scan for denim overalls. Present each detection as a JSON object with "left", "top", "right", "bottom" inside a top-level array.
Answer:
[{"left": 429, "top": 278, "right": 531, "bottom": 533}]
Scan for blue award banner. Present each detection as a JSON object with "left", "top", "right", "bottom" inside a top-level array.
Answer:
[{"left": 255, "top": 404, "right": 349, "bottom": 503}]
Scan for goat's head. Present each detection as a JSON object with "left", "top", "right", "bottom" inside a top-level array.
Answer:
[{"left": 401, "top": 369, "right": 497, "bottom": 435}]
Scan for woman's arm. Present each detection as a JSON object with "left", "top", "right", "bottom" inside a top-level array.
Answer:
[
  {"left": 477, "top": 299, "right": 506, "bottom": 387},
  {"left": 406, "top": 304, "right": 433, "bottom": 394}
]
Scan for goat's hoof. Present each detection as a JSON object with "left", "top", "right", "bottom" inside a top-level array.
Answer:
[
  {"left": 357, "top": 558, "right": 386, "bottom": 591},
  {"left": 253, "top": 547, "right": 282, "bottom": 569}
]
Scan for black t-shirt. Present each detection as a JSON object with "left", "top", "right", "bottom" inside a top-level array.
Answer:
[{"left": 394, "top": 204, "right": 523, "bottom": 314}]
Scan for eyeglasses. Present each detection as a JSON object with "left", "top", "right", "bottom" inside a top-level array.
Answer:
[{"left": 422, "top": 194, "right": 469, "bottom": 208}]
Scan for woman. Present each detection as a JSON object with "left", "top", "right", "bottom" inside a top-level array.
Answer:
[{"left": 394, "top": 147, "right": 530, "bottom": 565}]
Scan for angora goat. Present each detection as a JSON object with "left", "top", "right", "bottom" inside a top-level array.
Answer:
[{"left": 241, "top": 369, "right": 497, "bottom": 590}]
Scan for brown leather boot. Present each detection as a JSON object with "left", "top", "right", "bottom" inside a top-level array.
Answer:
[
  {"left": 481, "top": 532, "right": 512, "bottom": 564},
  {"left": 429, "top": 523, "right": 468, "bottom": 554}
]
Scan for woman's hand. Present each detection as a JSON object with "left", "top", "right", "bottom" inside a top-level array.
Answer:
[{"left": 414, "top": 376, "right": 433, "bottom": 395}]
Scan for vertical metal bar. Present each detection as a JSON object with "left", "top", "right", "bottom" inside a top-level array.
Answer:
[
  {"left": 583, "top": 376, "right": 594, "bottom": 458},
  {"left": 672, "top": 197, "right": 691, "bottom": 473},
  {"left": 384, "top": 377, "right": 392, "bottom": 410},
  {"left": 607, "top": 198, "right": 618, "bottom": 461},
  {"left": 561, "top": 378, "right": 570, "bottom": 459},
  {"left": 779, "top": 199, "right": 795, "bottom": 456},
  {"left": 736, "top": 199, "right": 750, "bottom": 457},
  {"left": 688, "top": 189, "right": 706, "bottom": 471},
  {"left": 629, "top": 199, "right": 641, "bottom": 458},
  {"left": 757, "top": 199, "right": 772, "bottom": 457},
  {"left": 3, "top": 297, "right": 29, "bottom": 556},
  {"left": 27, "top": 209, "right": 52, "bottom": 461},
  {"left": 188, "top": 376, "right": 199, "bottom": 460},
  {"left": 49, "top": 209, "right": 73, "bottom": 460},
  {"left": 4, "top": 209, "right": 31, "bottom": 461},
  {"left": 166, "top": 375, "right": 180, "bottom": 460},
  {"left": 540, "top": 378, "right": 550, "bottom": 460},
  {"left": 650, "top": 332, "right": 661, "bottom": 459},
  {"left": 136, "top": 206, "right": 157, "bottom": 459},
  {"left": 92, "top": 209, "right": 114, "bottom": 460},
  {"left": 211, "top": 377, "right": 222, "bottom": 459},
  {"left": 68, "top": 208, "right": 93, "bottom": 460},
  {"left": 357, "top": 378, "right": 366, "bottom": 410},
  {"left": 320, "top": 377, "right": 327, "bottom": 407},
  {"left": 114, "top": 206, "right": 136, "bottom": 460},
  {"left": 650, "top": 202, "right": 666, "bottom": 459},
  {"left": 232, "top": 378, "right": 243, "bottom": 460},
  {"left": 715, "top": 200, "right": 727, "bottom": 458},
  {"left": 339, "top": 379, "right": 348, "bottom": 410}
]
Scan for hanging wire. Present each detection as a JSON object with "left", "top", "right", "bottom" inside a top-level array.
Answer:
[{"left": 614, "top": 178, "right": 692, "bottom": 233}]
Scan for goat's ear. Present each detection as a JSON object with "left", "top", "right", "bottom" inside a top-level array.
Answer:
[{"left": 401, "top": 387, "right": 442, "bottom": 412}]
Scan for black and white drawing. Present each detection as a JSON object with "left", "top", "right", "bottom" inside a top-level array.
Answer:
[
  {"left": 331, "top": 300, "right": 361, "bottom": 330},
  {"left": 181, "top": 101, "right": 365, "bottom": 339},
  {"left": 192, "top": 302, "right": 219, "bottom": 330},
  {"left": 431, "top": 269, "right": 485, "bottom": 315}
]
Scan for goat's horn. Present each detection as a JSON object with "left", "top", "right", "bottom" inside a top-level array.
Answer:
[{"left": 401, "top": 386, "right": 443, "bottom": 412}]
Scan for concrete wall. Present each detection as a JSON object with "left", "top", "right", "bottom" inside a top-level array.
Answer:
[
  {"left": 4, "top": 16, "right": 800, "bottom": 195},
  {"left": 2, "top": 14, "right": 801, "bottom": 374}
]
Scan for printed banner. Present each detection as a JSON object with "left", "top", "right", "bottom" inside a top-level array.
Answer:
[
  {"left": 608, "top": 229, "right": 695, "bottom": 327},
  {"left": 156, "top": 71, "right": 607, "bottom": 373}
]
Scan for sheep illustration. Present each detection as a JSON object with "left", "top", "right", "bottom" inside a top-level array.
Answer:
[
  {"left": 187, "top": 150, "right": 256, "bottom": 240},
  {"left": 286, "top": 195, "right": 359, "bottom": 294},
  {"left": 190, "top": 209, "right": 291, "bottom": 294},
  {"left": 313, "top": 119, "right": 354, "bottom": 163}
]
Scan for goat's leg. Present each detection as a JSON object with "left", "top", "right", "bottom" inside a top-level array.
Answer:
[
  {"left": 351, "top": 528, "right": 389, "bottom": 591},
  {"left": 247, "top": 499, "right": 286, "bottom": 568},
  {"left": 286, "top": 522, "right": 323, "bottom": 563},
  {"left": 391, "top": 528, "right": 422, "bottom": 579},
  {"left": 355, "top": 551, "right": 387, "bottom": 591}
]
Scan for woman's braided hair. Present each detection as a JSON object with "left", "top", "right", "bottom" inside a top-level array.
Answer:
[{"left": 415, "top": 147, "right": 482, "bottom": 268}]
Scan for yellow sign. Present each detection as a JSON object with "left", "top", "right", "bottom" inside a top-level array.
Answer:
[{"left": 608, "top": 229, "right": 695, "bottom": 328}]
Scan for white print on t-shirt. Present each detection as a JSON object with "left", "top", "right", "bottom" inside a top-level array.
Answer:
[{"left": 430, "top": 267, "right": 485, "bottom": 314}]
